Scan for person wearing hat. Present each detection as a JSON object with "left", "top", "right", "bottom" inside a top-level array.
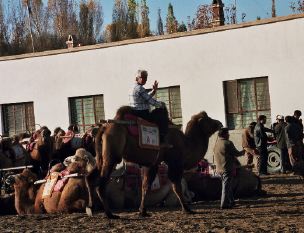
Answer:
[
  {"left": 214, "top": 127, "right": 245, "bottom": 209},
  {"left": 274, "top": 115, "right": 290, "bottom": 173}
]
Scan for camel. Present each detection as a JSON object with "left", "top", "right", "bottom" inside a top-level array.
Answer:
[
  {"left": 94, "top": 106, "right": 222, "bottom": 218},
  {"left": 28, "top": 127, "right": 53, "bottom": 176},
  {"left": 11, "top": 148, "right": 96, "bottom": 215},
  {"left": 105, "top": 162, "right": 193, "bottom": 209},
  {"left": 52, "top": 126, "right": 97, "bottom": 162},
  {"left": 184, "top": 165, "right": 262, "bottom": 201}
]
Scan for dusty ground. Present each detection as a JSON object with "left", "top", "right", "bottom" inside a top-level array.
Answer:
[{"left": 1, "top": 174, "right": 304, "bottom": 233}]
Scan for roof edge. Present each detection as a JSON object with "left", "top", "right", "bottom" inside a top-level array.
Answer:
[{"left": 1, "top": 13, "right": 304, "bottom": 62}]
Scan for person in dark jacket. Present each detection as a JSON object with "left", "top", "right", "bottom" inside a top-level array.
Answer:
[
  {"left": 214, "top": 128, "right": 245, "bottom": 209},
  {"left": 285, "top": 115, "right": 303, "bottom": 167},
  {"left": 254, "top": 115, "right": 273, "bottom": 176},
  {"left": 274, "top": 115, "right": 290, "bottom": 173}
]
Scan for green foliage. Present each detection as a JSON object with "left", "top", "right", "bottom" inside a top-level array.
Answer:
[{"left": 177, "top": 21, "right": 187, "bottom": 32}]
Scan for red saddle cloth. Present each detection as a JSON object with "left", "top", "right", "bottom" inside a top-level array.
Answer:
[
  {"left": 53, "top": 170, "right": 71, "bottom": 192},
  {"left": 124, "top": 114, "right": 139, "bottom": 136}
]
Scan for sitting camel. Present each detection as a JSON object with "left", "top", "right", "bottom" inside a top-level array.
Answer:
[
  {"left": 106, "top": 162, "right": 193, "bottom": 209},
  {"left": 11, "top": 148, "right": 96, "bottom": 215},
  {"left": 184, "top": 162, "right": 262, "bottom": 201}
]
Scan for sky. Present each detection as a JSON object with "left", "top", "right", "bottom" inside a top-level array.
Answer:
[{"left": 101, "top": 0, "right": 294, "bottom": 32}]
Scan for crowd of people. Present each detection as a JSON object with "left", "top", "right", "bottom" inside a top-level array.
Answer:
[{"left": 213, "top": 110, "right": 304, "bottom": 209}]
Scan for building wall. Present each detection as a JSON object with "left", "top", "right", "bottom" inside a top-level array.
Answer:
[{"left": 0, "top": 15, "right": 303, "bottom": 161}]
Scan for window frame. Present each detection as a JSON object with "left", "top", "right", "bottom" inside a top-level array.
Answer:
[
  {"left": 223, "top": 76, "right": 271, "bottom": 129},
  {"left": 68, "top": 94, "right": 105, "bottom": 133},
  {"left": 1, "top": 101, "right": 35, "bottom": 136}
]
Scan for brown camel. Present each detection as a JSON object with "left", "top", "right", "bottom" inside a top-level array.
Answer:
[
  {"left": 94, "top": 107, "right": 222, "bottom": 218},
  {"left": 11, "top": 148, "right": 96, "bottom": 215},
  {"left": 184, "top": 166, "right": 262, "bottom": 201},
  {"left": 28, "top": 127, "right": 53, "bottom": 175}
]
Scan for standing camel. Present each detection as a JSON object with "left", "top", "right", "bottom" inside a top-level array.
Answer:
[{"left": 94, "top": 106, "right": 222, "bottom": 218}]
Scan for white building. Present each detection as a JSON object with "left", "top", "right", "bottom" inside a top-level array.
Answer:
[{"left": 0, "top": 14, "right": 303, "bottom": 161}]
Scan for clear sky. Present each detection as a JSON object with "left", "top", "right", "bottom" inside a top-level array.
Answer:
[{"left": 102, "top": 0, "right": 294, "bottom": 32}]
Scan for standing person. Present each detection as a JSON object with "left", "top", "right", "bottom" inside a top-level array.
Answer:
[
  {"left": 129, "top": 69, "right": 164, "bottom": 120},
  {"left": 254, "top": 115, "right": 273, "bottom": 176},
  {"left": 285, "top": 115, "right": 303, "bottom": 167},
  {"left": 214, "top": 128, "right": 245, "bottom": 209},
  {"left": 274, "top": 115, "right": 289, "bottom": 173},
  {"left": 293, "top": 110, "right": 303, "bottom": 133},
  {"left": 242, "top": 122, "right": 260, "bottom": 170}
]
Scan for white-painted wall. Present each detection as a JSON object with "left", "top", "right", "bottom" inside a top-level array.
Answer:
[{"left": 0, "top": 17, "right": 304, "bottom": 160}]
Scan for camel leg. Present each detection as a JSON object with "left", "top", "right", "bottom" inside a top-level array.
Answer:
[
  {"left": 84, "top": 176, "right": 93, "bottom": 217},
  {"left": 167, "top": 159, "right": 194, "bottom": 214},
  {"left": 139, "top": 166, "right": 158, "bottom": 217},
  {"left": 96, "top": 160, "right": 119, "bottom": 219}
]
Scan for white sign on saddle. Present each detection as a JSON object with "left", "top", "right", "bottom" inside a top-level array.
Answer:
[{"left": 138, "top": 119, "right": 160, "bottom": 150}]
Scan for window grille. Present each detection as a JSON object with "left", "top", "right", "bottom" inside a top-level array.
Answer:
[
  {"left": 69, "top": 95, "right": 105, "bottom": 133},
  {"left": 154, "top": 86, "right": 183, "bottom": 128},
  {"left": 2, "top": 102, "right": 35, "bottom": 136}
]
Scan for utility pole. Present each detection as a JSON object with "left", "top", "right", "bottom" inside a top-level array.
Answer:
[{"left": 272, "top": 0, "right": 276, "bottom": 17}]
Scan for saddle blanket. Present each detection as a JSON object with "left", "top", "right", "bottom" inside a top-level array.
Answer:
[{"left": 42, "top": 170, "right": 71, "bottom": 198}]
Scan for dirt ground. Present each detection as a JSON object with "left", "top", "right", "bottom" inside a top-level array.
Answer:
[{"left": 1, "top": 173, "right": 304, "bottom": 233}]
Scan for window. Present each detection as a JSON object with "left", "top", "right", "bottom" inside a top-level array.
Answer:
[
  {"left": 154, "top": 86, "right": 183, "bottom": 127},
  {"left": 223, "top": 77, "right": 271, "bottom": 129},
  {"left": 69, "top": 95, "right": 105, "bottom": 133},
  {"left": 1, "top": 102, "right": 35, "bottom": 136}
]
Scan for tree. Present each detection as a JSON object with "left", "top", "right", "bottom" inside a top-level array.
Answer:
[
  {"left": 138, "top": 0, "right": 150, "bottom": 37},
  {"left": 290, "top": 0, "right": 304, "bottom": 13},
  {"left": 156, "top": 8, "right": 164, "bottom": 35},
  {"left": 193, "top": 4, "right": 213, "bottom": 29},
  {"left": 0, "top": 0, "right": 10, "bottom": 56},
  {"left": 79, "top": 1, "right": 92, "bottom": 45},
  {"left": 177, "top": 21, "right": 187, "bottom": 32},
  {"left": 126, "top": 0, "right": 138, "bottom": 39},
  {"left": 111, "top": 0, "right": 127, "bottom": 42},
  {"left": 166, "top": 3, "right": 177, "bottom": 34},
  {"left": 272, "top": 0, "right": 276, "bottom": 17},
  {"left": 88, "top": 0, "right": 103, "bottom": 43},
  {"left": 224, "top": 4, "right": 237, "bottom": 24}
]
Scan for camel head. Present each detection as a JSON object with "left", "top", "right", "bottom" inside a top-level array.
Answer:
[
  {"left": 7, "top": 169, "right": 37, "bottom": 192},
  {"left": 185, "top": 111, "right": 223, "bottom": 139},
  {"left": 64, "top": 148, "right": 96, "bottom": 174}
]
